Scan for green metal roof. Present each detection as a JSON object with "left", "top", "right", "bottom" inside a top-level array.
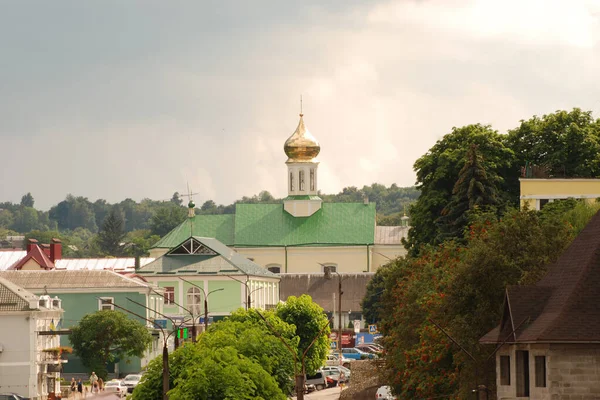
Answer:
[
  {"left": 142, "top": 237, "right": 278, "bottom": 278},
  {"left": 151, "top": 203, "right": 376, "bottom": 249},
  {"left": 152, "top": 214, "right": 234, "bottom": 248},
  {"left": 234, "top": 203, "right": 376, "bottom": 246}
]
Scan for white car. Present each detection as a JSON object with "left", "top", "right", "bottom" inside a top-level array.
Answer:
[
  {"left": 122, "top": 374, "right": 143, "bottom": 393},
  {"left": 322, "top": 365, "right": 351, "bottom": 382},
  {"left": 376, "top": 385, "right": 396, "bottom": 400},
  {"left": 104, "top": 380, "right": 127, "bottom": 398},
  {"left": 326, "top": 353, "right": 352, "bottom": 367}
]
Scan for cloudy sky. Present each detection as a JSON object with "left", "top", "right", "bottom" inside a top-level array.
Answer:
[{"left": 2, "top": 0, "right": 600, "bottom": 210}]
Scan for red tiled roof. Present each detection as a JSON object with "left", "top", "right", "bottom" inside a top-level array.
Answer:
[
  {"left": 10, "top": 244, "right": 55, "bottom": 270},
  {"left": 481, "top": 210, "right": 600, "bottom": 344}
]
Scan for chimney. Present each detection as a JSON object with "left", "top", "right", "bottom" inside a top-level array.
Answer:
[
  {"left": 41, "top": 244, "right": 51, "bottom": 257},
  {"left": 27, "top": 238, "right": 39, "bottom": 253},
  {"left": 50, "top": 238, "right": 62, "bottom": 262}
]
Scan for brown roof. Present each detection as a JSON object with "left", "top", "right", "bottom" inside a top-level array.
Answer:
[
  {"left": 481, "top": 210, "right": 600, "bottom": 344},
  {"left": 279, "top": 273, "right": 373, "bottom": 312},
  {"left": 0, "top": 276, "right": 37, "bottom": 311},
  {"left": 0, "top": 270, "right": 155, "bottom": 291}
]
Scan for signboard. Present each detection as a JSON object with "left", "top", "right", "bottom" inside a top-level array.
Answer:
[
  {"left": 353, "top": 320, "right": 361, "bottom": 334},
  {"left": 153, "top": 319, "right": 167, "bottom": 329},
  {"left": 329, "top": 332, "right": 338, "bottom": 340},
  {"left": 330, "top": 341, "right": 338, "bottom": 349},
  {"left": 198, "top": 316, "right": 214, "bottom": 325},
  {"left": 341, "top": 333, "right": 352, "bottom": 346},
  {"left": 369, "top": 324, "right": 378, "bottom": 334}
]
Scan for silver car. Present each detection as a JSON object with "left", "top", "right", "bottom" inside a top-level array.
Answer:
[{"left": 122, "top": 374, "right": 143, "bottom": 393}]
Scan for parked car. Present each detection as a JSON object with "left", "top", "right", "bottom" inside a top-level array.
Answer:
[
  {"left": 0, "top": 394, "right": 29, "bottom": 400},
  {"left": 341, "top": 347, "right": 376, "bottom": 360},
  {"left": 376, "top": 385, "right": 396, "bottom": 399},
  {"left": 321, "top": 365, "right": 352, "bottom": 381},
  {"left": 326, "top": 353, "right": 352, "bottom": 367},
  {"left": 104, "top": 380, "right": 127, "bottom": 398},
  {"left": 305, "top": 371, "right": 327, "bottom": 391},
  {"left": 122, "top": 374, "right": 143, "bottom": 393},
  {"left": 356, "top": 344, "right": 381, "bottom": 354}
]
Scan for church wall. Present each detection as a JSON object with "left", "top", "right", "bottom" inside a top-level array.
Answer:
[
  {"left": 237, "top": 246, "right": 372, "bottom": 273},
  {"left": 372, "top": 245, "right": 406, "bottom": 269}
]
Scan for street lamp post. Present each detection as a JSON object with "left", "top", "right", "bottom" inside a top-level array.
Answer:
[
  {"left": 319, "top": 263, "right": 344, "bottom": 354},
  {"left": 179, "top": 278, "right": 223, "bottom": 331}
]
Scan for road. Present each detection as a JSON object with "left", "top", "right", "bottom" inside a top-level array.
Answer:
[{"left": 291, "top": 386, "right": 344, "bottom": 400}]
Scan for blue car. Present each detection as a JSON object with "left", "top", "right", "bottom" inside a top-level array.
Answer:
[{"left": 339, "top": 347, "right": 376, "bottom": 360}]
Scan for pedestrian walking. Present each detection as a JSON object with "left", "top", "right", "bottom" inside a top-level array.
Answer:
[
  {"left": 77, "top": 379, "right": 83, "bottom": 399},
  {"left": 89, "top": 371, "right": 98, "bottom": 393},
  {"left": 70, "top": 378, "right": 77, "bottom": 398}
]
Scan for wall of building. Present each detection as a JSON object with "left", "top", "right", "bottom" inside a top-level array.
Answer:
[
  {"left": 496, "top": 343, "right": 600, "bottom": 400},
  {"left": 520, "top": 179, "right": 600, "bottom": 209},
  {"left": 0, "top": 313, "right": 34, "bottom": 398}
]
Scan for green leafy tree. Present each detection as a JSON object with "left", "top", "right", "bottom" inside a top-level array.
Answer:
[
  {"left": 437, "top": 144, "right": 498, "bottom": 241},
  {"left": 10, "top": 207, "right": 41, "bottom": 233},
  {"left": 275, "top": 294, "right": 330, "bottom": 375},
  {"left": 405, "top": 124, "right": 514, "bottom": 255},
  {"left": 0, "top": 209, "right": 14, "bottom": 229},
  {"left": 170, "top": 192, "right": 183, "bottom": 206},
  {"left": 96, "top": 206, "right": 126, "bottom": 256},
  {"left": 49, "top": 195, "right": 98, "bottom": 232},
  {"left": 361, "top": 262, "right": 395, "bottom": 325},
  {"left": 169, "top": 347, "right": 286, "bottom": 400},
  {"left": 70, "top": 310, "right": 152, "bottom": 380},
  {"left": 507, "top": 108, "right": 600, "bottom": 179},
  {"left": 20, "top": 192, "right": 34, "bottom": 208},
  {"left": 149, "top": 205, "right": 186, "bottom": 237},
  {"left": 122, "top": 229, "right": 161, "bottom": 257}
]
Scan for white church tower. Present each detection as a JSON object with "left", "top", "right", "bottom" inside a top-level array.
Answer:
[{"left": 283, "top": 111, "right": 323, "bottom": 217}]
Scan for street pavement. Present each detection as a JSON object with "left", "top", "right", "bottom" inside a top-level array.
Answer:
[{"left": 291, "top": 386, "right": 345, "bottom": 400}]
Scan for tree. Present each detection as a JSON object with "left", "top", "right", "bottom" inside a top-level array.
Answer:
[
  {"left": 361, "top": 262, "right": 395, "bottom": 325},
  {"left": 169, "top": 347, "right": 286, "bottom": 400},
  {"left": 0, "top": 209, "right": 14, "bottom": 229},
  {"left": 150, "top": 205, "right": 186, "bottom": 237},
  {"left": 10, "top": 207, "right": 40, "bottom": 233},
  {"left": 507, "top": 108, "right": 600, "bottom": 179},
  {"left": 49, "top": 195, "right": 98, "bottom": 232},
  {"left": 275, "top": 294, "right": 330, "bottom": 375},
  {"left": 20, "top": 192, "right": 34, "bottom": 208},
  {"left": 70, "top": 310, "right": 152, "bottom": 379},
  {"left": 437, "top": 144, "right": 498, "bottom": 241},
  {"left": 170, "top": 192, "right": 183, "bottom": 206},
  {"left": 405, "top": 124, "right": 514, "bottom": 255},
  {"left": 96, "top": 206, "right": 126, "bottom": 256}
]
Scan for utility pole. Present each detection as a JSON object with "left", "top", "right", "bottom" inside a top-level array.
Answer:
[
  {"left": 146, "top": 286, "right": 199, "bottom": 343},
  {"left": 319, "top": 263, "right": 344, "bottom": 354}
]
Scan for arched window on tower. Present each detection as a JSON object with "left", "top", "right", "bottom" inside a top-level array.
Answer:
[
  {"left": 290, "top": 171, "right": 295, "bottom": 192},
  {"left": 310, "top": 169, "right": 315, "bottom": 191},
  {"left": 299, "top": 170, "right": 305, "bottom": 191}
]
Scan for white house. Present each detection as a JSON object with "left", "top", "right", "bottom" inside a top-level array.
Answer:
[{"left": 0, "top": 277, "right": 64, "bottom": 400}]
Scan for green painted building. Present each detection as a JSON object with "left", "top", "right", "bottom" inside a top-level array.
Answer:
[
  {"left": 138, "top": 236, "right": 280, "bottom": 331},
  {"left": 0, "top": 270, "right": 164, "bottom": 376}
]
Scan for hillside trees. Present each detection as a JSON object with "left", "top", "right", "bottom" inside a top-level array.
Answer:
[{"left": 96, "top": 207, "right": 126, "bottom": 256}]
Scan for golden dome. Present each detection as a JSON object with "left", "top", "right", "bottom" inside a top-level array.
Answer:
[{"left": 284, "top": 114, "right": 320, "bottom": 163}]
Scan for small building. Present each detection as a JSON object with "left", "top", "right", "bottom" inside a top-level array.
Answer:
[
  {"left": 0, "top": 277, "right": 64, "bottom": 399},
  {"left": 520, "top": 178, "right": 600, "bottom": 210},
  {"left": 0, "top": 270, "right": 165, "bottom": 376},
  {"left": 480, "top": 211, "right": 600, "bottom": 399},
  {"left": 137, "top": 236, "right": 280, "bottom": 330}
]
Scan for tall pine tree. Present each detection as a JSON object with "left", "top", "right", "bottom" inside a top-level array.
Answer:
[
  {"left": 97, "top": 206, "right": 126, "bottom": 256},
  {"left": 437, "top": 144, "right": 498, "bottom": 241}
]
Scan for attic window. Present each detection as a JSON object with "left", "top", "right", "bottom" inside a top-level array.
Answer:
[
  {"left": 169, "top": 238, "right": 217, "bottom": 256},
  {"left": 267, "top": 264, "right": 281, "bottom": 274}
]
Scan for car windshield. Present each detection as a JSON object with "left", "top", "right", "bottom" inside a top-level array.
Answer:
[
  {"left": 106, "top": 382, "right": 120, "bottom": 386},
  {"left": 124, "top": 375, "right": 141, "bottom": 381}
]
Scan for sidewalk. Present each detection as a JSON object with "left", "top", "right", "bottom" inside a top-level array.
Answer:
[{"left": 291, "top": 386, "right": 344, "bottom": 400}]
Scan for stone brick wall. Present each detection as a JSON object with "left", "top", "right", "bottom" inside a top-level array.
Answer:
[
  {"left": 340, "top": 360, "right": 384, "bottom": 400},
  {"left": 496, "top": 343, "right": 600, "bottom": 400}
]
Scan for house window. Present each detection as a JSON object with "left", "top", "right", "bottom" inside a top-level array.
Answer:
[
  {"left": 535, "top": 356, "right": 546, "bottom": 387},
  {"left": 98, "top": 297, "right": 114, "bottom": 311},
  {"left": 516, "top": 350, "right": 530, "bottom": 397},
  {"left": 500, "top": 355, "right": 510, "bottom": 385},
  {"left": 187, "top": 287, "right": 202, "bottom": 316},
  {"left": 299, "top": 170, "right": 305, "bottom": 191},
  {"left": 164, "top": 287, "right": 175, "bottom": 305},
  {"left": 322, "top": 264, "right": 337, "bottom": 275},
  {"left": 267, "top": 264, "right": 281, "bottom": 274}
]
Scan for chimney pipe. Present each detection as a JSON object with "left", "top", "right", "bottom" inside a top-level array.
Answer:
[
  {"left": 50, "top": 238, "right": 62, "bottom": 262},
  {"left": 27, "top": 238, "right": 38, "bottom": 253}
]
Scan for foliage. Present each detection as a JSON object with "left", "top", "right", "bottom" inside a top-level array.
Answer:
[
  {"left": 275, "top": 294, "right": 330, "bottom": 375},
  {"left": 169, "top": 346, "right": 286, "bottom": 400},
  {"left": 361, "top": 262, "right": 395, "bottom": 324},
  {"left": 20, "top": 192, "right": 34, "bottom": 208},
  {"left": 507, "top": 108, "right": 600, "bottom": 179},
  {"left": 49, "top": 195, "right": 98, "bottom": 232},
  {"left": 149, "top": 205, "right": 186, "bottom": 237},
  {"left": 96, "top": 206, "right": 126, "bottom": 256},
  {"left": 437, "top": 144, "right": 498, "bottom": 241},
  {"left": 378, "top": 205, "right": 594, "bottom": 399},
  {"left": 70, "top": 310, "right": 152, "bottom": 380},
  {"left": 405, "top": 124, "right": 514, "bottom": 255}
]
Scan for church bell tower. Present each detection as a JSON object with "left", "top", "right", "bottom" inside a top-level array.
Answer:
[{"left": 283, "top": 111, "right": 322, "bottom": 217}]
